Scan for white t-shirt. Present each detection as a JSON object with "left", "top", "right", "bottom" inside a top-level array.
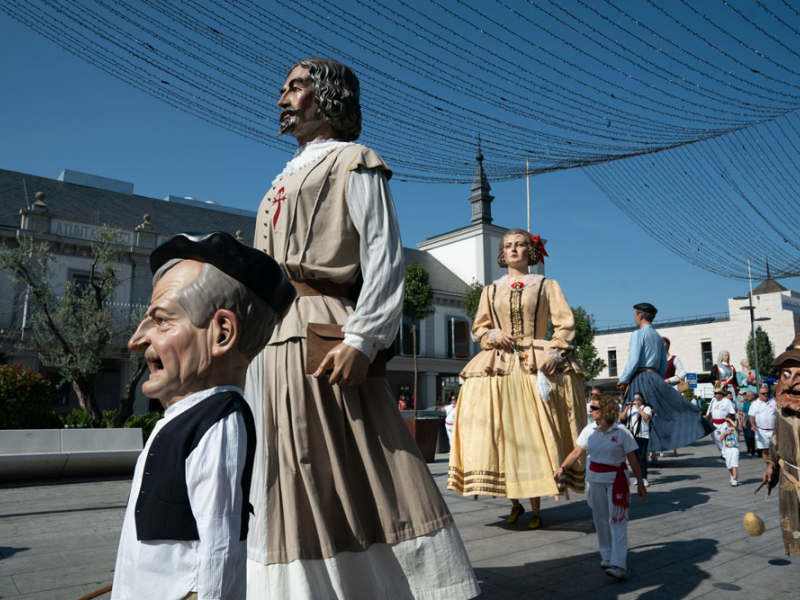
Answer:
[
  {"left": 626, "top": 405, "right": 653, "bottom": 439},
  {"left": 577, "top": 422, "right": 638, "bottom": 484},
  {"left": 706, "top": 398, "right": 736, "bottom": 422},
  {"left": 749, "top": 399, "right": 778, "bottom": 429}
]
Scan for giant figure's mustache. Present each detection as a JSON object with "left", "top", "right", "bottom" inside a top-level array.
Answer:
[{"left": 277, "top": 110, "right": 298, "bottom": 137}]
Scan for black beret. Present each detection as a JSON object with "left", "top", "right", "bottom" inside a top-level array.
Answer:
[
  {"left": 150, "top": 232, "right": 296, "bottom": 318},
  {"left": 633, "top": 302, "right": 658, "bottom": 317}
]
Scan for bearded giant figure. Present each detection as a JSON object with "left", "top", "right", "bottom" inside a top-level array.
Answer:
[{"left": 764, "top": 332, "right": 800, "bottom": 555}]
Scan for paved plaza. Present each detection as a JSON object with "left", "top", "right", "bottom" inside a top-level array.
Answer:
[{"left": 0, "top": 435, "right": 797, "bottom": 600}]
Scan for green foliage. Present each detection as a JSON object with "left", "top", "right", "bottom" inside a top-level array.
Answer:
[
  {"left": 0, "top": 228, "right": 127, "bottom": 425},
  {"left": 548, "top": 306, "right": 606, "bottom": 380},
  {"left": 682, "top": 389, "right": 694, "bottom": 401},
  {"left": 0, "top": 364, "right": 60, "bottom": 429},
  {"left": 461, "top": 281, "right": 484, "bottom": 321},
  {"left": 747, "top": 326, "right": 776, "bottom": 379},
  {"left": 403, "top": 263, "right": 436, "bottom": 322},
  {"left": 126, "top": 411, "right": 163, "bottom": 443},
  {"left": 62, "top": 409, "right": 117, "bottom": 428}
]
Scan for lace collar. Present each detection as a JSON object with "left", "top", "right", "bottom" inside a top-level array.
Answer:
[
  {"left": 492, "top": 273, "right": 545, "bottom": 291},
  {"left": 272, "top": 139, "right": 353, "bottom": 186}
]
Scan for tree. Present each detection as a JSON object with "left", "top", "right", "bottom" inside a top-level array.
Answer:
[
  {"left": 547, "top": 306, "right": 606, "bottom": 380},
  {"left": 461, "top": 280, "right": 483, "bottom": 321},
  {"left": 0, "top": 228, "right": 132, "bottom": 426},
  {"left": 747, "top": 325, "right": 776, "bottom": 380},
  {"left": 113, "top": 305, "right": 148, "bottom": 428},
  {"left": 403, "top": 263, "right": 436, "bottom": 418}
]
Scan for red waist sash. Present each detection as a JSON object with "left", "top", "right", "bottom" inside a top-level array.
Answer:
[
  {"left": 712, "top": 418, "right": 725, "bottom": 424},
  {"left": 589, "top": 461, "right": 629, "bottom": 523}
]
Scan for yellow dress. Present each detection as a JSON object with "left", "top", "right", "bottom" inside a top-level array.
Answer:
[{"left": 447, "top": 273, "right": 587, "bottom": 499}]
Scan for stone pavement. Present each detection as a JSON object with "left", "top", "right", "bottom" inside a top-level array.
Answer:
[{"left": 0, "top": 435, "right": 797, "bottom": 600}]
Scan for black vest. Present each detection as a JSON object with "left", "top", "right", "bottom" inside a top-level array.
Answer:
[{"left": 134, "top": 390, "right": 256, "bottom": 542}]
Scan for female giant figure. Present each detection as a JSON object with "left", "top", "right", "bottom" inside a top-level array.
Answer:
[{"left": 448, "top": 229, "right": 587, "bottom": 529}]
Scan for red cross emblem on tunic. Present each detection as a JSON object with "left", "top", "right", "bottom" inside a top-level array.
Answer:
[
  {"left": 611, "top": 436, "right": 618, "bottom": 443},
  {"left": 272, "top": 187, "right": 286, "bottom": 228}
]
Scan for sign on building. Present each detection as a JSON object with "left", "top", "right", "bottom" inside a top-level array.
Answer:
[
  {"left": 781, "top": 295, "right": 800, "bottom": 313},
  {"left": 686, "top": 372, "right": 698, "bottom": 389}
]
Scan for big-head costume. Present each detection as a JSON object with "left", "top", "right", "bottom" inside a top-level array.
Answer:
[
  {"left": 245, "top": 58, "right": 479, "bottom": 599},
  {"left": 766, "top": 333, "right": 800, "bottom": 555},
  {"left": 112, "top": 232, "right": 296, "bottom": 600}
]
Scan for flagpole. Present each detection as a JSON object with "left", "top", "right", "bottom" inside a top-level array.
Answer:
[{"left": 526, "top": 157, "right": 530, "bottom": 233}]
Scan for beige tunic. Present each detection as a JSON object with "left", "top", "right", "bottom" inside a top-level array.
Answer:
[
  {"left": 767, "top": 408, "right": 800, "bottom": 555},
  {"left": 248, "top": 145, "right": 454, "bottom": 565}
]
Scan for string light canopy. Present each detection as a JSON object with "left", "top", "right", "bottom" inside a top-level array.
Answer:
[{"left": 3, "top": 0, "right": 800, "bottom": 279}]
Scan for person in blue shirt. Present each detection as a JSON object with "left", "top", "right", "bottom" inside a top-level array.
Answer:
[{"left": 617, "top": 303, "right": 713, "bottom": 455}]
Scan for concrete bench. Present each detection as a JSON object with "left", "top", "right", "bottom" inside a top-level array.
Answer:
[{"left": 0, "top": 428, "right": 143, "bottom": 481}]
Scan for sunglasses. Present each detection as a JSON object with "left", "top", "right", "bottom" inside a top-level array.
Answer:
[
  {"left": 589, "top": 405, "right": 601, "bottom": 411},
  {"left": 759, "top": 392, "right": 768, "bottom": 395}
]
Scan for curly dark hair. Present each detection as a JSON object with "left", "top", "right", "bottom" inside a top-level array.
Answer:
[
  {"left": 595, "top": 392, "right": 620, "bottom": 425},
  {"left": 293, "top": 57, "right": 361, "bottom": 142},
  {"left": 497, "top": 228, "right": 541, "bottom": 268}
]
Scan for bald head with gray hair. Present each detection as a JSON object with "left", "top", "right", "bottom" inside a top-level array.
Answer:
[{"left": 153, "top": 258, "right": 277, "bottom": 361}]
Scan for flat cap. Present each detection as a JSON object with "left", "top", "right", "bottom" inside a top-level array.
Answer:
[
  {"left": 150, "top": 231, "right": 296, "bottom": 318},
  {"left": 633, "top": 302, "right": 658, "bottom": 317},
  {"left": 773, "top": 332, "right": 800, "bottom": 368}
]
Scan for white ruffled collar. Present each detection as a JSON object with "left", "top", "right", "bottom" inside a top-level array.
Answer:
[
  {"left": 492, "top": 273, "right": 545, "bottom": 291},
  {"left": 272, "top": 139, "right": 353, "bottom": 186}
]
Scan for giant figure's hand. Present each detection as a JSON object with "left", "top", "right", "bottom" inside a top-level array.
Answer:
[
  {"left": 314, "top": 342, "right": 369, "bottom": 387},
  {"left": 493, "top": 331, "right": 516, "bottom": 351},
  {"left": 539, "top": 355, "right": 557, "bottom": 376},
  {"left": 762, "top": 463, "right": 774, "bottom": 485}
]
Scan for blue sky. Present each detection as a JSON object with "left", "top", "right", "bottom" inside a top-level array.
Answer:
[{"left": 0, "top": 9, "right": 790, "bottom": 328}]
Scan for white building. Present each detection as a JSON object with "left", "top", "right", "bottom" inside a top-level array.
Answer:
[
  {"left": 1, "top": 150, "right": 521, "bottom": 413},
  {"left": 593, "top": 278, "right": 800, "bottom": 393}
]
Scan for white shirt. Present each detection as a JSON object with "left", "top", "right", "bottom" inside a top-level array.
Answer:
[
  {"left": 576, "top": 422, "right": 638, "bottom": 484},
  {"left": 275, "top": 140, "right": 404, "bottom": 361},
  {"left": 749, "top": 398, "right": 778, "bottom": 430},
  {"left": 112, "top": 386, "right": 248, "bottom": 600},
  {"left": 444, "top": 403, "right": 457, "bottom": 426},
  {"left": 666, "top": 355, "right": 687, "bottom": 385},
  {"left": 707, "top": 398, "right": 736, "bottom": 422},
  {"left": 626, "top": 405, "right": 653, "bottom": 439}
]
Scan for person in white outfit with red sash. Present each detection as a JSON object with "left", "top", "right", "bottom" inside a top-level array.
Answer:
[{"left": 555, "top": 392, "right": 646, "bottom": 581}]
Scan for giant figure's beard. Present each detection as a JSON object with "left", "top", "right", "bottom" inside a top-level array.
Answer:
[
  {"left": 277, "top": 112, "right": 297, "bottom": 137},
  {"left": 775, "top": 377, "right": 800, "bottom": 412}
]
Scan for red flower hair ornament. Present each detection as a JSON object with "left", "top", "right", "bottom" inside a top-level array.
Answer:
[{"left": 531, "top": 235, "right": 549, "bottom": 265}]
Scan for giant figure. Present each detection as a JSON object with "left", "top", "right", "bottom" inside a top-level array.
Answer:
[
  {"left": 763, "top": 332, "right": 800, "bottom": 556},
  {"left": 244, "top": 58, "right": 479, "bottom": 599}
]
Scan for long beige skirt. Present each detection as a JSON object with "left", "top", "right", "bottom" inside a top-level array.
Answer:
[
  {"left": 448, "top": 358, "right": 586, "bottom": 499},
  {"left": 245, "top": 338, "right": 455, "bottom": 566}
]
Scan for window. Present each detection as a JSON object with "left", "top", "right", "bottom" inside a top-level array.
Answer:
[
  {"left": 608, "top": 350, "right": 617, "bottom": 377},
  {"left": 396, "top": 316, "right": 420, "bottom": 356},
  {"left": 71, "top": 273, "right": 92, "bottom": 295},
  {"left": 702, "top": 341, "right": 713, "bottom": 372},
  {"left": 447, "top": 317, "right": 471, "bottom": 359}
]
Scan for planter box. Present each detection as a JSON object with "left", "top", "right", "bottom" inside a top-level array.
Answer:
[
  {"left": 403, "top": 417, "right": 440, "bottom": 463},
  {"left": 0, "top": 428, "right": 143, "bottom": 481}
]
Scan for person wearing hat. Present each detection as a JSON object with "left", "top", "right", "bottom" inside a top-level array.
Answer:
[
  {"left": 616, "top": 303, "right": 713, "bottom": 456},
  {"left": 111, "top": 232, "right": 296, "bottom": 600},
  {"left": 762, "top": 333, "right": 800, "bottom": 556}
]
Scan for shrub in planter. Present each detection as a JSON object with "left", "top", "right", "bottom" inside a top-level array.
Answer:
[
  {"left": 126, "top": 411, "right": 163, "bottom": 443},
  {"left": 63, "top": 409, "right": 118, "bottom": 429},
  {"left": 0, "top": 364, "right": 61, "bottom": 429}
]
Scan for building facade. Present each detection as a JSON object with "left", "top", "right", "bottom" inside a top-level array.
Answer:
[
  {"left": 0, "top": 151, "right": 518, "bottom": 414},
  {"left": 592, "top": 278, "right": 800, "bottom": 394}
]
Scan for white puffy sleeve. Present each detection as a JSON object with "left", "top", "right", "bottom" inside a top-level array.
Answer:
[{"left": 343, "top": 166, "right": 405, "bottom": 361}]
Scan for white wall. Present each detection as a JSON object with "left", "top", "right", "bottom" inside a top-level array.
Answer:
[{"left": 594, "top": 290, "right": 800, "bottom": 379}]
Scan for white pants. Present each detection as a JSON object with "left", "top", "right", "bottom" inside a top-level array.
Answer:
[
  {"left": 755, "top": 428, "right": 772, "bottom": 450},
  {"left": 722, "top": 445, "right": 740, "bottom": 469},
  {"left": 712, "top": 426, "right": 726, "bottom": 454},
  {"left": 587, "top": 481, "right": 629, "bottom": 571}
]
